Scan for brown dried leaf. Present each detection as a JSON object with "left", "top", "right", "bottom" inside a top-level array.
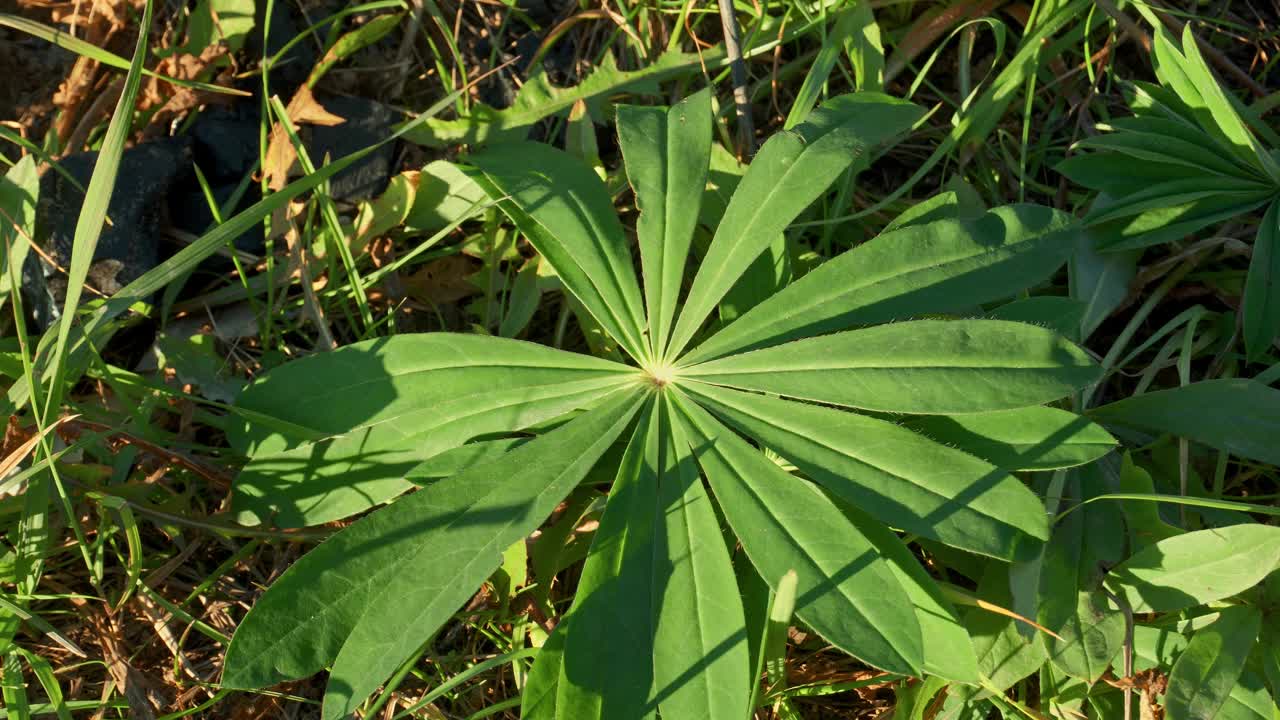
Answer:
[
  {"left": 401, "top": 254, "right": 480, "bottom": 305},
  {"left": 263, "top": 85, "right": 346, "bottom": 190}
]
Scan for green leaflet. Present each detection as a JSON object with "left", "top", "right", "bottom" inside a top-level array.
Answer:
[
  {"left": 700, "top": 142, "right": 789, "bottom": 325},
  {"left": 841, "top": 504, "right": 979, "bottom": 683},
  {"left": 1069, "top": 229, "right": 1139, "bottom": 341},
  {"left": 522, "top": 620, "right": 569, "bottom": 720},
  {"left": 1056, "top": 151, "right": 1210, "bottom": 199},
  {"left": 1074, "top": 128, "right": 1258, "bottom": 179},
  {"left": 683, "top": 319, "right": 1099, "bottom": 414},
  {"left": 966, "top": 564, "right": 1048, "bottom": 695},
  {"left": 230, "top": 335, "right": 634, "bottom": 526},
  {"left": 557, "top": 397, "right": 660, "bottom": 720},
  {"left": 1036, "top": 463, "right": 1125, "bottom": 682},
  {"left": 907, "top": 407, "right": 1116, "bottom": 471},
  {"left": 683, "top": 204, "right": 1077, "bottom": 363},
  {"left": 405, "top": 438, "right": 530, "bottom": 484},
  {"left": 1085, "top": 176, "right": 1271, "bottom": 227},
  {"left": 1152, "top": 25, "right": 1278, "bottom": 181},
  {"left": 221, "top": 386, "right": 645, "bottom": 718},
  {"left": 988, "top": 296, "right": 1086, "bottom": 340},
  {"left": 683, "top": 382, "right": 1048, "bottom": 560},
  {"left": 651, "top": 396, "right": 749, "bottom": 720},
  {"left": 468, "top": 142, "right": 650, "bottom": 362},
  {"left": 1088, "top": 379, "right": 1280, "bottom": 465},
  {"left": 671, "top": 391, "right": 925, "bottom": 677},
  {"left": 665, "top": 93, "right": 923, "bottom": 359},
  {"left": 1166, "top": 606, "right": 1263, "bottom": 720},
  {"left": 617, "top": 89, "right": 712, "bottom": 358},
  {"left": 1106, "top": 524, "right": 1280, "bottom": 613},
  {"left": 1244, "top": 200, "right": 1280, "bottom": 360}
]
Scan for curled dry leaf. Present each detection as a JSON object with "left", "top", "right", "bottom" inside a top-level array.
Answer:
[{"left": 263, "top": 85, "right": 346, "bottom": 190}]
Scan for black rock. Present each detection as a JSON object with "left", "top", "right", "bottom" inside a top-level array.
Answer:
[
  {"left": 244, "top": 1, "right": 315, "bottom": 100},
  {"left": 188, "top": 104, "right": 261, "bottom": 183},
  {"left": 24, "top": 139, "right": 193, "bottom": 328},
  {"left": 186, "top": 94, "right": 396, "bottom": 204},
  {"left": 168, "top": 181, "right": 265, "bottom": 256},
  {"left": 301, "top": 94, "right": 398, "bottom": 202}
]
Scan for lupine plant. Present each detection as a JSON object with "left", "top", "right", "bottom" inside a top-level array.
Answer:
[{"left": 221, "top": 90, "right": 1111, "bottom": 719}]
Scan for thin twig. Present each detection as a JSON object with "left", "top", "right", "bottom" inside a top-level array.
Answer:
[{"left": 718, "top": 0, "right": 755, "bottom": 158}]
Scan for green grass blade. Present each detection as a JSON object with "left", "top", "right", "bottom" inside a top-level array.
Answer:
[
  {"left": 0, "top": 13, "right": 248, "bottom": 97},
  {"left": 41, "top": 0, "right": 156, "bottom": 424}
]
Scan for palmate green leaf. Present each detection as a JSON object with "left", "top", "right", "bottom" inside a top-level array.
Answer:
[
  {"left": 665, "top": 93, "right": 923, "bottom": 359},
  {"left": 651, "top": 397, "right": 749, "bottom": 720},
  {"left": 683, "top": 382, "right": 1048, "bottom": 560},
  {"left": 467, "top": 142, "right": 650, "bottom": 362},
  {"left": 1088, "top": 379, "right": 1280, "bottom": 465},
  {"left": 1244, "top": 200, "right": 1280, "bottom": 360},
  {"left": 683, "top": 319, "right": 1099, "bottom": 414},
  {"left": 1166, "top": 606, "right": 1263, "bottom": 720},
  {"left": 1106, "top": 524, "right": 1280, "bottom": 613},
  {"left": 908, "top": 407, "right": 1116, "bottom": 471},
  {"left": 557, "top": 397, "right": 659, "bottom": 720},
  {"left": 682, "top": 204, "right": 1078, "bottom": 363},
  {"left": 230, "top": 335, "right": 634, "bottom": 527},
  {"left": 670, "top": 391, "right": 925, "bottom": 677},
  {"left": 617, "top": 89, "right": 712, "bottom": 357},
  {"left": 221, "top": 387, "right": 645, "bottom": 718}
]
